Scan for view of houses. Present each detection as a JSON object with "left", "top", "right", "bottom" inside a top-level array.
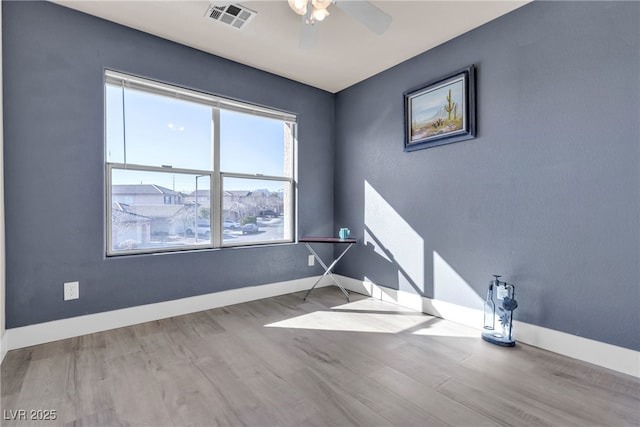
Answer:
[{"left": 111, "top": 184, "right": 286, "bottom": 251}]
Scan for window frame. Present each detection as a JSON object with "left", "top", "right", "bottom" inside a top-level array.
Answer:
[{"left": 105, "top": 70, "right": 296, "bottom": 256}]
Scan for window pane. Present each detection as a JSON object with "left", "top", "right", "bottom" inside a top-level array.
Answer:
[
  {"left": 110, "top": 168, "right": 211, "bottom": 253},
  {"left": 220, "top": 110, "right": 292, "bottom": 177},
  {"left": 106, "top": 84, "right": 125, "bottom": 163},
  {"left": 106, "top": 84, "right": 213, "bottom": 170},
  {"left": 222, "top": 177, "right": 293, "bottom": 245}
]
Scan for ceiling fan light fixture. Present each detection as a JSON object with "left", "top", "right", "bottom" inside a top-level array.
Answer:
[
  {"left": 312, "top": 0, "right": 332, "bottom": 10},
  {"left": 311, "top": 7, "right": 329, "bottom": 22},
  {"left": 288, "top": 0, "right": 308, "bottom": 16}
]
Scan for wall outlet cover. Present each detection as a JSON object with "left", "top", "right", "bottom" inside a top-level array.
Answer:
[{"left": 64, "top": 281, "right": 79, "bottom": 300}]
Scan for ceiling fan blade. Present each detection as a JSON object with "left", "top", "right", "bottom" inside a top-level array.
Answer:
[
  {"left": 333, "top": 0, "right": 392, "bottom": 35},
  {"left": 299, "top": 16, "right": 318, "bottom": 49}
]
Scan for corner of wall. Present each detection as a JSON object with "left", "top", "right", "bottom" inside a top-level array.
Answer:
[
  {"left": 337, "top": 275, "right": 640, "bottom": 379},
  {"left": 1, "top": 0, "right": 7, "bottom": 365}
]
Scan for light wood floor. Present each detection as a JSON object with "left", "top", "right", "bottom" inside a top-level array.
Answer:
[{"left": 2, "top": 286, "right": 639, "bottom": 427}]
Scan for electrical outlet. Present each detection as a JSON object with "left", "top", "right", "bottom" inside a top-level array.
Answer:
[
  {"left": 308, "top": 255, "right": 315, "bottom": 267},
  {"left": 64, "top": 281, "right": 79, "bottom": 300}
]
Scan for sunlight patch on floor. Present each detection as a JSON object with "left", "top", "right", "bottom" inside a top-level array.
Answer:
[
  {"left": 264, "top": 310, "right": 427, "bottom": 334},
  {"left": 411, "top": 322, "right": 478, "bottom": 338},
  {"left": 329, "top": 298, "right": 416, "bottom": 314},
  {"left": 265, "top": 297, "right": 476, "bottom": 337}
]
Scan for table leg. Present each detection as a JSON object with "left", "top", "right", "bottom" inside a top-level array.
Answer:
[{"left": 303, "top": 242, "right": 354, "bottom": 302}]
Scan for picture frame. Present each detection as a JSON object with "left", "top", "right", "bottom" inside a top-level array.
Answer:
[{"left": 404, "top": 65, "right": 476, "bottom": 152}]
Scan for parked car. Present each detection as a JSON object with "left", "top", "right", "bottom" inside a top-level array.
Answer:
[
  {"left": 185, "top": 223, "right": 211, "bottom": 238},
  {"left": 258, "top": 210, "right": 278, "bottom": 218},
  {"left": 241, "top": 223, "right": 259, "bottom": 234},
  {"left": 223, "top": 220, "right": 240, "bottom": 229}
]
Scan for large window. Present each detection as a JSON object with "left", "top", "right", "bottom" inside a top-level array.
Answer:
[{"left": 105, "top": 70, "right": 296, "bottom": 255}]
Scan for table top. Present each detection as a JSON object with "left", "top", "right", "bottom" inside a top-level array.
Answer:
[{"left": 299, "top": 236, "right": 357, "bottom": 244}]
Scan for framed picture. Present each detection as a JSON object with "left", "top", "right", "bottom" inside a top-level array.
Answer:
[{"left": 404, "top": 65, "right": 476, "bottom": 152}]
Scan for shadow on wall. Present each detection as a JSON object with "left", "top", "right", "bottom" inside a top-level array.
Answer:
[{"left": 362, "top": 180, "right": 483, "bottom": 310}]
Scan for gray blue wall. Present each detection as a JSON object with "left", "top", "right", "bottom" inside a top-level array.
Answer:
[
  {"left": 2, "top": 1, "right": 333, "bottom": 328},
  {"left": 334, "top": 1, "right": 639, "bottom": 351}
]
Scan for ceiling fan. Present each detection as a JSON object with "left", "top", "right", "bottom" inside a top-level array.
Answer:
[
  {"left": 288, "top": 0, "right": 392, "bottom": 49},
  {"left": 209, "top": 1, "right": 392, "bottom": 49}
]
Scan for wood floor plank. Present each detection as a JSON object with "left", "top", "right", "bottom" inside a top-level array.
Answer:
[
  {"left": 285, "top": 366, "right": 395, "bottom": 427},
  {"left": 0, "top": 348, "right": 31, "bottom": 396},
  {"left": 2, "top": 286, "right": 638, "bottom": 427},
  {"left": 460, "top": 351, "right": 640, "bottom": 425},
  {"left": 106, "top": 351, "right": 174, "bottom": 426},
  {"left": 150, "top": 357, "right": 245, "bottom": 427},
  {"left": 62, "top": 408, "right": 124, "bottom": 427},
  {"left": 242, "top": 366, "right": 324, "bottom": 426},
  {"left": 436, "top": 377, "right": 591, "bottom": 427},
  {"left": 193, "top": 356, "right": 283, "bottom": 427},
  {"left": 62, "top": 334, "right": 115, "bottom": 424},
  {"left": 15, "top": 350, "right": 72, "bottom": 402},
  {"left": 102, "top": 326, "right": 144, "bottom": 359},
  {"left": 330, "top": 371, "right": 450, "bottom": 427},
  {"left": 367, "top": 364, "right": 501, "bottom": 426}
]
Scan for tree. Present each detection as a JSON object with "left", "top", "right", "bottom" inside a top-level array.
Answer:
[
  {"left": 171, "top": 204, "right": 196, "bottom": 236},
  {"left": 199, "top": 206, "right": 210, "bottom": 220}
]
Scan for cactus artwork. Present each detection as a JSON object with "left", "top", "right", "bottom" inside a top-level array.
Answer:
[
  {"left": 444, "top": 89, "right": 455, "bottom": 120},
  {"left": 409, "top": 81, "right": 464, "bottom": 140},
  {"left": 406, "top": 66, "right": 475, "bottom": 150},
  {"left": 404, "top": 65, "right": 476, "bottom": 151}
]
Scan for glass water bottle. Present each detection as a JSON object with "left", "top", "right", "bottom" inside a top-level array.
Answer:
[{"left": 483, "top": 285, "right": 495, "bottom": 330}]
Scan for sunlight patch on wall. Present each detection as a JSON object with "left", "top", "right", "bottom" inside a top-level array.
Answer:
[
  {"left": 433, "top": 250, "right": 483, "bottom": 309},
  {"left": 364, "top": 180, "right": 424, "bottom": 293}
]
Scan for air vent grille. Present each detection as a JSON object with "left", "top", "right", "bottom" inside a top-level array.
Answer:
[{"left": 204, "top": 3, "right": 257, "bottom": 30}]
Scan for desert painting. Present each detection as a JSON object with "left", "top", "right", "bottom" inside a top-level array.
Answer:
[{"left": 409, "top": 77, "right": 465, "bottom": 142}]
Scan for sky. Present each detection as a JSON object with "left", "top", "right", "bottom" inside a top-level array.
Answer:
[
  {"left": 106, "top": 84, "right": 289, "bottom": 193},
  {"left": 411, "top": 76, "right": 464, "bottom": 121}
]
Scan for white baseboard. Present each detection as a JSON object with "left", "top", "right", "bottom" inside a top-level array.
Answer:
[
  {"left": 337, "top": 275, "right": 640, "bottom": 378},
  {"left": 3, "top": 277, "right": 326, "bottom": 355},
  {"left": 4, "top": 275, "right": 638, "bottom": 378}
]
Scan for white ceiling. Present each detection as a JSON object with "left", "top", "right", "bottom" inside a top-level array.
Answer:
[{"left": 55, "top": 1, "right": 530, "bottom": 93}]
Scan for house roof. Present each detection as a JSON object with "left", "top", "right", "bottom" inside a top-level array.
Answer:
[
  {"left": 225, "top": 190, "right": 252, "bottom": 197},
  {"left": 187, "top": 189, "right": 211, "bottom": 197},
  {"left": 113, "top": 184, "right": 180, "bottom": 196},
  {"left": 121, "top": 204, "right": 189, "bottom": 219},
  {"left": 112, "top": 204, "right": 152, "bottom": 222}
]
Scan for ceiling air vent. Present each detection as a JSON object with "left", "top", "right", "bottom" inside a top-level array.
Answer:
[{"left": 204, "top": 3, "right": 257, "bottom": 30}]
